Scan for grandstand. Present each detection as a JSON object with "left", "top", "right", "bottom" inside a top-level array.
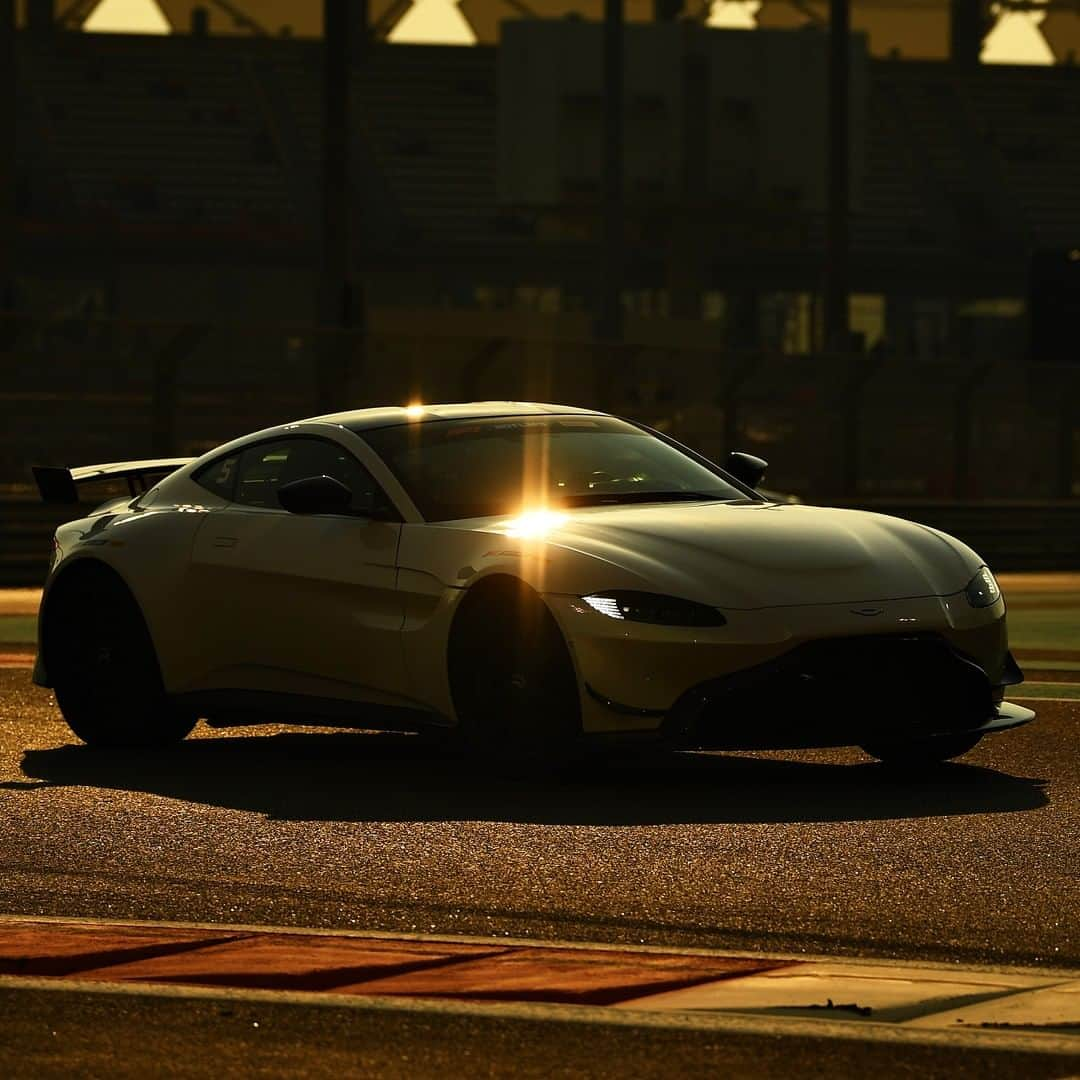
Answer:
[{"left": 11, "top": 20, "right": 1080, "bottom": 317}]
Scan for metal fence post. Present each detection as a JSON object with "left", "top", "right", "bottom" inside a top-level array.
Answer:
[
  {"left": 721, "top": 352, "right": 757, "bottom": 455},
  {"left": 150, "top": 323, "right": 208, "bottom": 457},
  {"left": 824, "top": 0, "right": 850, "bottom": 351},
  {"left": 1059, "top": 379, "right": 1077, "bottom": 499},
  {"left": 953, "top": 361, "right": 992, "bottom": 498},
  {"left": 597, "top": 0, "right": 624, "bottom": 344},
  {"left": 0, "top": 0, "right": 14, "bottom": 318},
  {"left": 151, "top": 347, "right": 176, "bottom": 458},
  {"left": 319, "top": 0, "right": 358, "bottom": 412},
  {"left": 842, "top": 354, "right": 880, "bottom": 498}
]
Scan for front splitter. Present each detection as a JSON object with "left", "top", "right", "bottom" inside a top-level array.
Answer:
[{"left": 980, "top": 700, "right": 1037, "bottom": 734}]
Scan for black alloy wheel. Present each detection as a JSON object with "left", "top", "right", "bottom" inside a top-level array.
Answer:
[
  {"left": 46, "top": 565, "right": 196, "bottom": 748},
  {"left": 448, "top": 579, "right": 582, "bottom": 768}
]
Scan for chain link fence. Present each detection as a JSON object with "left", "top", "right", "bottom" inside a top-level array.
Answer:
[{"left": 3, "top": 312, "right": 1077, "bottom": 501}]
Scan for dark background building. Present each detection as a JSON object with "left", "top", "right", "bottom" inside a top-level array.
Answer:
[{"left": 2, "top": 0, "right": 1079, "bottom": 579}]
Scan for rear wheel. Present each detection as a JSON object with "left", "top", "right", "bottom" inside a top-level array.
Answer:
[
  {"left": 45, "top": 565, "right": 196, "bottom": 748},
  {"left": 860, "top": 732, "right": 983, "bottom": 767},
  {"left": 448, "top": 578, "right": 581, "bottom": 767}
]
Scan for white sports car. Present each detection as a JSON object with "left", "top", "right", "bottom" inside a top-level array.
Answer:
[{"left": 33, "top": 401, "right": 1033, "bottom": 765}]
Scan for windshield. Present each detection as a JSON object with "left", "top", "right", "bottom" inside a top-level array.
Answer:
[{"left": 358, "top": 416, "right": 756, "bottom": 522}]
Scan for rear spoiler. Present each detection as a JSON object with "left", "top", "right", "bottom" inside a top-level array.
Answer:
[{"left": 32, "top": 458, "right": 195, "bottom": 504}]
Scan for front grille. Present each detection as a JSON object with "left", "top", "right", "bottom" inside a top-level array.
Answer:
[{"left": 669, "top": 634, "right": 994, "bottom": 750}]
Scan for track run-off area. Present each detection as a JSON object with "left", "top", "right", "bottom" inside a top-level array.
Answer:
[{"left": 0, "top": 575, "right": 1077, "bottom": 1075}]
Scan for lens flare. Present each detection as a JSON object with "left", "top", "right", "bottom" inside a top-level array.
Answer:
[
  {"left": 502, "top": 509, "right": 566, "bottom": 538},
  {"left": 404, "top": 402, "right": 425, "bottom": 419}
]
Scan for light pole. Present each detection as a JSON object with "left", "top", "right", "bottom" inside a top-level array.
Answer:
[
  {"left": 598, "top": 0, "right": 625, "bottom": 343},
  {"left": 320, "top": 0, "right": 363, "bottom": 411},
  {"left": 950, "top": 0, "right": 994, "bottom": 67},
  {"left": 0, "top": 0, "right": 13, "bottom": 316}
]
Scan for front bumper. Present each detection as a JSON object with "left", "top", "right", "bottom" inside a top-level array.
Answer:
[
  {"left": 659, "top": 635, "right": 1031, "bottom": 750},
  {"left": 658, "top": 700, "right": 1035, "bottom": 752},
  {"left": 547, "top": 592, "right": 1022, "bottom": 742}
]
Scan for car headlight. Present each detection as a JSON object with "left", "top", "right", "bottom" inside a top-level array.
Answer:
[
  {"left": 582, "top": 591, "right": 727, "bottom": 627},
  {"left": 965, "top": 566, "right": 1001, "bottom": 608}
]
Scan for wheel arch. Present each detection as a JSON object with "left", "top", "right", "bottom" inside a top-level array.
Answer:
[
  {"left": 446, "top": 572, "right": 581, "bottom": 720},
  {"left": 446, "top": 573, "right": 537, "bottom": 690},
  {"left": 450, "top": 571, "right": 536, "bottom": 618},
  {"left": 446, "top": 572, "right": 583, "bottom": 752},
  {"left": 448, "top": 572, "right": 565, "bottom": 652},
  {"left": 38, "top": 557, "right": 157, "bottom": 688}
]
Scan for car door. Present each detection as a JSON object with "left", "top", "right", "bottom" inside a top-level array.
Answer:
[{"left": 185, "top": 434, "right": 408, "bottom": 704}]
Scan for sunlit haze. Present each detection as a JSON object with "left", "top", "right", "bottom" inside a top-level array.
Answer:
[
  {"left": 982, "top": 4, "right": 1055, "bottom": 65},
  {"left": 707, "top": 1, "right": 762, "bottom": 31},
  {"left": 79, "top": 0, "right": 1057, "bottom": 65},
  {"left": 84, "top": 0, "right": 170, "bottom": 35},
  {"left": 390, "top": 0, "right": 477, "bottom": 45}
]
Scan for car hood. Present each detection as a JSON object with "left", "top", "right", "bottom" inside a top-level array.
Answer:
[{"left": 496, "top": 501, "right": 983, "bottom": 609}]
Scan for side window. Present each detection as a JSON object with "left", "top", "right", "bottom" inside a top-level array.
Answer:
[
  {"left": 234, "top": 441, "right": 294, "bottom": 508},
  {"left": 193, "top": 453, "right": 240, "bottom": 500},
  {"left": 234, "top": 438, "right": 394, "bottom": 515}
]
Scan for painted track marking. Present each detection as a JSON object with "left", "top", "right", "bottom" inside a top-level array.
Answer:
[{"left": 0, "top": 917, "right": 1076, "bottom": 1056}]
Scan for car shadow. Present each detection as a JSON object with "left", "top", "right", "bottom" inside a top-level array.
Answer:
[{"left": 12, "top": 729, "right": 1049, "bottom": 825}]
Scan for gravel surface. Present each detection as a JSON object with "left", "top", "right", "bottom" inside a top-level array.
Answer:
[
  {"left": 3, "top": 987, "right": 1077, "bottom": 1080},
  {"left": 0, "top": 672, "right": 1077, "bottom": 969}
]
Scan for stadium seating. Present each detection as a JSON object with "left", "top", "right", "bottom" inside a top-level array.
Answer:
[{"left": 14, "top": 33, "right": 1080, "bottom": 264}]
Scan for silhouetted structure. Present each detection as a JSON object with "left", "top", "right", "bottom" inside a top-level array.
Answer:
[
  {"left": 599, "top": 0, "right": 624, "bottom": 341},
  {"left": 320, "top": 0, "right": 359, "bottom": 409},
  {"left": 825, "top": 0, "right": 851, "bottom": 349},
  {"left": 12, "top": 19, "right": 1080, "bottom": 334},
  {"left": 22, "top": 2, "right": 1080, "bottom": 63},
  {"left": 950, "top": 0, "right": 993, "bottom": 66},
  {"left": 3, "top": 11, "right": 1080, "bottom": 539},
  {"left": 10, "top": 26, "right": 1080, "bottom": 341},
  {"left": 1029, "top": 248, "right": 1080, "bottom": 370},
  {"left": 0, "top": 0, "right": 12, "bottom": 313}
]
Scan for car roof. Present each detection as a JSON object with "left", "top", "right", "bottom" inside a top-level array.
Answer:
[{"left": 312, "top": 401, "right": 606, "bottom": 432}]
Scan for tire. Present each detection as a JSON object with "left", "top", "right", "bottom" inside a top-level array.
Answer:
[
  {"left": 860, "top": 732, "right": 983, "bottom": 767},
  {"left": 45, "top": 564, "right": 196, "bottom": 748},
  {"left": 447, "top": 578, "right": 582, "bottom": 768}
]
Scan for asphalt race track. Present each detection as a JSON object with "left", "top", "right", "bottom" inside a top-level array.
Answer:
[{"left": 0, "top": 671, "right": 1076, "bottom": 970}]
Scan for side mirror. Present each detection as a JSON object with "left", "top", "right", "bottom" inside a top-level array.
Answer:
[
  {"left": 725, "top": 451, "right": 769, "bottom": 490},
  {"left": 277, "top": 474, "right": 353, "bottom": 515}
]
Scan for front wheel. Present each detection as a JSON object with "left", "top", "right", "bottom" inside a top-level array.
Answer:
[
  {"left": 46, "top": 565, "right": 196, "bottom": 748},
  {"left": 860, "top": 731, "right": 983, "bottom": 766},
  {"left": 448, "top": 579, "right": 582, "bottom": 768}
]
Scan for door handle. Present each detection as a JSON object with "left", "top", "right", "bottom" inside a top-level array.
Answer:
[{"left": 212, "top": 536, "right": 239, "bottom": 548}]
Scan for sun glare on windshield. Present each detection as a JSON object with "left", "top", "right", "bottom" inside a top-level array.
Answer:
[
  {"left": 358, "top": 415, "right": 751, "bottom": 522},
  {"left": 521, "top": 421, "right": 552, "bottom": 515}
]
